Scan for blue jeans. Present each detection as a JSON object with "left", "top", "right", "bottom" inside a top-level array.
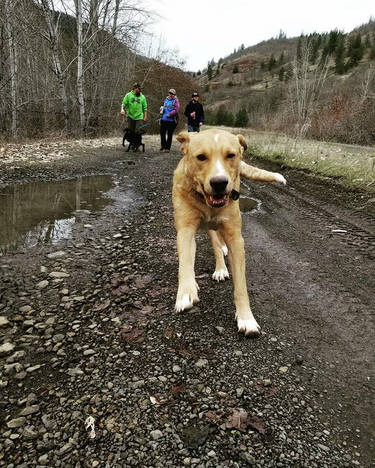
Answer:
[{"left": 188, "top": 124, "right": 200, "bottom": 132}]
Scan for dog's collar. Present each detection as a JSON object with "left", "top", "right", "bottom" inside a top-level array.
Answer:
[{"left": 194, "top": 189, "right": 240, "bottom": 201}]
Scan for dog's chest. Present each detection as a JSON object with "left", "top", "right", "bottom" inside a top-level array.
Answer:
[{"left": 199, "top": 214, "right": 227, "bottom": 231}]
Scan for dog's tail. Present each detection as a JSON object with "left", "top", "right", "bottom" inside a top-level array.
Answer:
[{"left": 240, "top": 161, "right": 286, "bottom": 185}]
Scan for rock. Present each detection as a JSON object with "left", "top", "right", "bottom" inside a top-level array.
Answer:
[
  {"left": 195, "top": 358, "right": 208, "bottom": 368},
  {"left": 49, "top": 271, "right": 70, "bottom": 279},
  {"left": 19, "top": 405, "right": 40, "bottom": 416},
  {"left": 7, "top": 417, "right": 26, "bottom": 428},
  {"left": 173, "top": 365, "right": 182, "bottom": 373},
  {"left": 37, "top": 280, "right": 49, "bottom": 289},
  {"left": 236, "top": 387, "right": 244, "bottom": 398},
  {"left": 279, "top": 366, "right": 289, "bottom": 374},
  {"left": 150, "top": 429, "right": 163, "bottom": 440},
  {"left": 47, "top": 251, "right": 66, "bottom": 259},
  {"left": 0, "top": 342, "right": 15, "bottom": 356},
  {"left": 0, "top": 316, "right": 10, "bottom": 327}
]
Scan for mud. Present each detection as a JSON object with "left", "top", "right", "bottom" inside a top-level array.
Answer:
[{"left": 0, "top": 137, "right": 374, "bottom": 466}]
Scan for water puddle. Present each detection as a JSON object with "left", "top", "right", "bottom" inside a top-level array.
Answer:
[
  {"left": 239, "top": 197, "right": 258, "bottom": 212},
  {"left": 0, "top": 175, "right": 115, "bottom": 254}
]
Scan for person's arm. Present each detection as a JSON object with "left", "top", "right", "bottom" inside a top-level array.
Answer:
[
  {"left": 167, "top": 98, "right": 180, "bottom": 117},
  {"left": 184, "top": 103, "right": 190, "bottom": 118},
  {"left": 121, "top": 95, "right": 127, "bottom": 115},
  {"left": 142, "top": 95, "right": 148, "bottom": 121}
]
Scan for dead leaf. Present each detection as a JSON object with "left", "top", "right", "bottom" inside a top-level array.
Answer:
[
  {"left": 93, "top": 299, "right": 111, "bottom": 311},
  {"left": 112, "top": 284, "right": 131, "bottom": 295},
  {"left": 164, "top": 326, "right": 176, "bottom": 340},
  {"left": 120, "top": 327, "right": 145, "bottom": 343},
  {"left": 134, "top": 275, "right": 153, "bottom": 288},
  {"left": 225, "top": 408, "right": 249, "bottom": 432},
  {"left": 171, "top": 384, "right": 185, "bottom": 396}
]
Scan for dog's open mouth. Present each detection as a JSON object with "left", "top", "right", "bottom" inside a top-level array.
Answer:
[{"left": 206, "top": 193, "right": 229, "bottom": 208}]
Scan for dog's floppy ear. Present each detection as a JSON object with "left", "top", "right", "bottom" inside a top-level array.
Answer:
[
  {"left": 237, "top": 134, "right": 247, "bottom": 151},
  {"left": 177, "top": 131, "right": 190, "bottom": 154}
]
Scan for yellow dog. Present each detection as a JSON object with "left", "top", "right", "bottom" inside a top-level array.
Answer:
[{"left": 172, "top": 129, "right": 286, "bottom": 336}]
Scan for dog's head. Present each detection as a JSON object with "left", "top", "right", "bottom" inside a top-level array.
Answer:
[{"left": 177, "top": 129, "right": 247, "bottom": 208}]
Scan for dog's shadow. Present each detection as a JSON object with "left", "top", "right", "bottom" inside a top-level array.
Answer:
[{"left": 122, "top": 128, "right": 145, "bottom": 153}]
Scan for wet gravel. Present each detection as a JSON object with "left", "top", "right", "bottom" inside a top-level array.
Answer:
[{"left": 0, "top": 136, "right": 373, "bottom": 467}]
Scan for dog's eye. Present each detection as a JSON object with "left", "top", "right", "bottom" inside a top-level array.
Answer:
[
  {"left": 197, "top": 154, "right": 207, "bottom": 161},
  {"left": 227, "top": 153, "right": 235, "bottom": 159}
]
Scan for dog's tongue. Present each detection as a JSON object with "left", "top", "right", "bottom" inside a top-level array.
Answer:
[{"left": 207, "top": 194, "right": 227, "bottom": 207}]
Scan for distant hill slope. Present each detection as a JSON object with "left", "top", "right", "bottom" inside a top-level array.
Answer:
[{"left": 194, "top": 20, "right": 375, "bottom": 145}]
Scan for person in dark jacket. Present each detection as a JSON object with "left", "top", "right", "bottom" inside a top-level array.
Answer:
[{"left": 184, "top": 92, "right": 204, "bottom": 132}]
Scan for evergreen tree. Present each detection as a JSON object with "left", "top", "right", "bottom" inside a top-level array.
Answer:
[
  {"left": 335, "top": 36, "right": 346, "bottom": 74},
  {"left": 347, "top": 33, "right": 364, "bottom": 68},
  {"left": 268, "top": 54, "right": 276, "bottom": 71},
  {"left": 296, "top": 35, "right": 303, "bottom": 62},
  {"left": 370, "top": 43, "right": 375, "bottom": 60},
  {"left": 233, "top": 64, "right": 239, "bottom": 73},
  {"left": 278, "top": 51, "right": 285, "bottom": 66},
  {"left": 235, "top": 108, "right": 249, "bottom": 127},
  {"left": 284, "top": 63, "right": 293, "bottom": 81},
  {"left": 207, "top": 62, "right": 213, "bottom": 80},
  {"left": 197, "top": 70, "right": 201, "bottom": 76},
  {"left": 364, "top": 33, "right": 371, "bottom": 49},
  {"left": 278, "top": 66, "right": 285, "bottom": 81}
]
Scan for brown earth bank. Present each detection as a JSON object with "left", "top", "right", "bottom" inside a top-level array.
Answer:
[{"left": 0, "top": 136, "right": 374, "bottom": 467}]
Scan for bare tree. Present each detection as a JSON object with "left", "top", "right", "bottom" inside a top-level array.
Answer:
[
  {"left": 289, "top": 39, "right": 329, "bottom": 139},
  {"left": 4, "top": 0, "right": 18, "bottom": 137},
  {"left": 35, "top": 0, "right": 69, "bottom": 131}
]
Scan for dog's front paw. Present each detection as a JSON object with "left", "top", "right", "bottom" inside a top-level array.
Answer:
[
  {"left": 212, "top": 268, "right": 229, "bottom": 282},
  {"left": 175, "top": 287, "right": 199, "bottom": 312},
  {"left": 237, "top": 317, "right": 261, "bottom": 337},
  {"left": 274, "top": 173, "right": 286, "bottom": 185}
]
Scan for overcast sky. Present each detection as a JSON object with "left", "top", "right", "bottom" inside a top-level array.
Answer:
[{"left": 150, "top": 0, "right": 374, "bottom": 71}]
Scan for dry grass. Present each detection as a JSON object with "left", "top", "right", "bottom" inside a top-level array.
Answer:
[{"left": 204, "top": 125, "right": 375, "bottom": 193}]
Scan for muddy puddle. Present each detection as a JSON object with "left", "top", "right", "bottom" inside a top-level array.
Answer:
[
  {"left": 239, "top": 181, "right": 260, "bottom": 213},
  {"left": 0, "top": 175, "right": 116, "bottom": 253}
]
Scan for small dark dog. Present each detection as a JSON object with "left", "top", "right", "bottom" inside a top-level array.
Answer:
[{"left": 122, "top": 128, "right": 145, "bottom": 152}]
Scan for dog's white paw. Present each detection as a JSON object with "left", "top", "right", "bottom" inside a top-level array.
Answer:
[
  {"left": 237, "top": 317, "right": 261, "bottom": 337},
  {"left": 221, "top": 245, "right": 228, "bottom": 256},
  {"left": 175, "top": 290, "right": 199, "bottom": 312},
  {"left": 212, "top": 268, "right": 229, "bottom": 282},
  {"left": 274, "top": 173, "right": 286, "bottom": 185}
]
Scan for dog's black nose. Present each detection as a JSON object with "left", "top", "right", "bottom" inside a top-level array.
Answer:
[{"left": 210, "top": 176, "right": 228, "bottom": 193}]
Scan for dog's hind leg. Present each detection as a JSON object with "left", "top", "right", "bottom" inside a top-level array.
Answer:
[
  {"left": 175, "top": 225, "right": 200, "bottom": 312},
  {"left": 126, "top": 143, "right": 131, "bottom": 152},
  {"left": 220, "top": 223, "right": 260, "bottom": 337},
  {"left": 208, "top": 230, "right": 229, "bottom": 282}
]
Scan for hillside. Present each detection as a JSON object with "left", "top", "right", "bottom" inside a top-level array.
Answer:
[{"left": 195, "top": 21, "right": 375, "bottom": 145}]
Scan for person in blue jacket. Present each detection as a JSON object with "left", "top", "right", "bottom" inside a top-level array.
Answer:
[{"left": 159, "top": 89, "right": 180, "bottom": 152}]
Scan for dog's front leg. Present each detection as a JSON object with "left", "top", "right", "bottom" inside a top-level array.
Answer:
[
  {"left": 175, "top": 226, "right": 199, "bottom": 312},
  {"left": 221, "top": 227, "right": 260, "bottom": 337}
]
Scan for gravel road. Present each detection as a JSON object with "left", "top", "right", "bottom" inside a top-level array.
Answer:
[{"left": 0, "top": 135, "right": 374, "bottom": 467}]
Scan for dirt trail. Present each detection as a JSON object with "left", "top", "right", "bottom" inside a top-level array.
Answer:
[{"left": 0, "top": 140, "right": 374, "bottom": 467}]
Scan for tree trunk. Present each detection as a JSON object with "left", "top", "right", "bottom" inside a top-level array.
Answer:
[
  {"left": 39, "top": 0, "right": 69, "bottom": 132},
  {"left": 75, "top": 0, "right": 86, "bottom": 133},
  {"left": 5, "top": 0, "right": 18, "bottom": 138}
]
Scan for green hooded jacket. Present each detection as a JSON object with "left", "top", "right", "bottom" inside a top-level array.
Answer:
[{"left": 122, "top": 91, "right": 147, "bottom": 120}]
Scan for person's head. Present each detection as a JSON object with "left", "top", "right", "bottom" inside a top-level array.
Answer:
[
  {"left": 133, "top": 83, "right": 141, "bottom": 96},
  {"left": 192, "top": 92, "right": 199, "bottom": 101},
  {"left": 168, "top": 88, "right": 176, "bottom": 97}
]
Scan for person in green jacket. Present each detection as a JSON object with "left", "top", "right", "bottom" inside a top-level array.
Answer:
[{"left": 120, "top": 83, "right": 148, "bottom": 134}]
